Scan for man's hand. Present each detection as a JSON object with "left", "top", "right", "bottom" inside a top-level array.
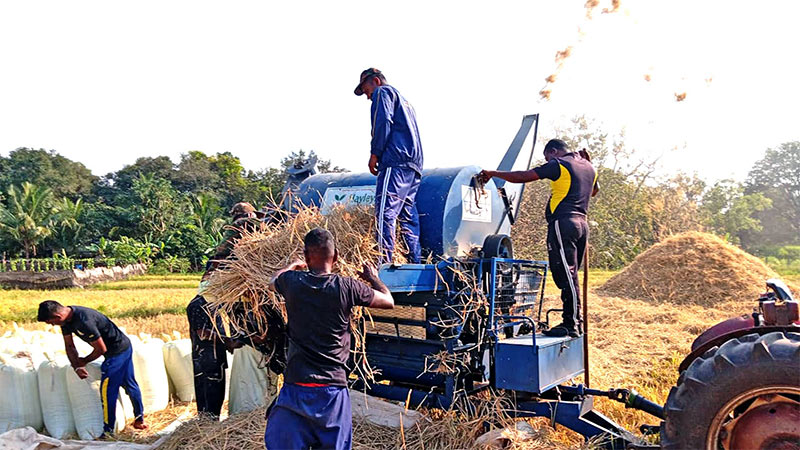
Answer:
[
  {"left": 75, "top": 367, "right": 89, "bottom": 379},
  {"left": 477, "top": 170, "right": 495, "bottom": 184},
  {"left": 289, "top": 259, "right": 307, "bottom": 271},
  {"left": 358, "top": 262, "right": 380, "bottom": 284},
  {"left": 368, "top": 154, "right": 379, "bottom": 176},
  {"left": 225, "top": 338, "right": 244, "bottom": 353}
]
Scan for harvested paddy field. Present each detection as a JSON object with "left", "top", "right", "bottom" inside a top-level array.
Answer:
[{"left": 1, "top": 232, "right": 794, "bottom": 449}]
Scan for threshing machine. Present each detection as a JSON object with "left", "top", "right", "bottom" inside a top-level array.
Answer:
[{"left": 279, "top": 114, "right": 800, "bottom": 449}]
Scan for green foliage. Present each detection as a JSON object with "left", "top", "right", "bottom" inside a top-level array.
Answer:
[
  {"left": 701, "top": 180, "right": 772, "bottom": 244},
  {"left": 0, "top": 182, "right": 56, "bottom": 257},
  {"left": 104, "top": 236, "right": 159, "bottom": 264},
  {"left": 0, "top": 148, "right": 97, "bottom": 200},
  {"left": 149, "top": 256, "right": 192, "bottom": 274},
  {"left": 762, "top": 245, "right": 800, "bottom": 275},
  {"left": 743, "top": 141, "right": 800, "bottom": 248}
]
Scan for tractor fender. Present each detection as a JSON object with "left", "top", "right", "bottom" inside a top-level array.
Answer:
[
  {"left": 678, "top": 324, "right": 798, "bottom": 373},
  {"left": 691, "top": 314, "right": 756, "bottom": 353}
]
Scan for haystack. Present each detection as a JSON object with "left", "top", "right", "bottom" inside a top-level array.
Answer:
[{"left": 598, "top": 232, "right": 785, "bottom": 306}]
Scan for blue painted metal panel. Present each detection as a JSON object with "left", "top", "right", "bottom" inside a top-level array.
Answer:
[
  {"left": 291, "top": 166, "right": 511, "bottom": 258},
  {"left": 494, "top": 334, "right": 585, "bottom": 393},
  {"left": 379, "top": 263, "right": 446, "bottom": 293}
]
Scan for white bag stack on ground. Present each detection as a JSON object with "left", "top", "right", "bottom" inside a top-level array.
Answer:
[
  {"left": 66, "top": 361, "right": 131, "bottom": 439},
  {"left": 37, "top": 354, "right": 76, "bottom": 439},
  {"left": 0, "top": 352, "right": 43, "bottom": 432},
  {"left": 228, "top": 346, "right": 277, "bottom": 415},
  {"left": 129, "top": 335, "right": 169, "bottom": 412},
  {"left": 162, "top": 339, "right": 194, "bottom": 401}
]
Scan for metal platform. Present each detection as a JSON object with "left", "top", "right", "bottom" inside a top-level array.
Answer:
[{"left": 495, "top": 333, "right": 585, "bottom": 394}]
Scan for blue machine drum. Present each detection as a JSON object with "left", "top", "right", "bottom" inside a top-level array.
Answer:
[{"left": 291, "top": 166, "right": 512, "bottom": 258}]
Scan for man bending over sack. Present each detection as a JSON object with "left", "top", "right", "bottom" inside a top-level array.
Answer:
[
  {"left": 38, "top": 300, "right": 147, "bottom": 437},
  {"left": 264, "top": 228, "right": 395, "bottom": 450}
]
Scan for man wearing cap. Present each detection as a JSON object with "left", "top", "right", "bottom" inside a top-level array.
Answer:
[
  {"left": 354, "top": 68, "right": 424, "bottom": 264},
  {"left": 188, "top": 201, "right": 262, "bottom": 419},
  {"left": 478, "top": 140, "right": 599, "bottom": 338}
]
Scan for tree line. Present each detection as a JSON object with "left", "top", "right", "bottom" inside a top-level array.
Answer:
[
  {"left": 0, "top": 148, "right": 341, "bottom": 272},
  {"left": 0, "top": 119, "right": 796, "bottom": 273}
]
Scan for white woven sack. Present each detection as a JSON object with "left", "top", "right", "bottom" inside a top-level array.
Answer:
[
  {"left": 162, "top": 339, "right": 194, "bottom": 402},
  {"left": 66, "top": 361, "right": 131, "bottom": 439},
  {"left": 37, "top": 355, "right": 76, "bottom": 439},
  {"left": 0, "top": 352, "right": 43, "bottom": 432},
  {"left": 228, "top": 346, "right": 276, "bottom": 415},
  {"left": 130, "top": 337, "right": 169, "bottom": 412}
]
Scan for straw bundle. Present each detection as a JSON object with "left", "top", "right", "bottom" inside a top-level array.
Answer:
[
  {"left": 203, "top": 205, "right": 406, "bottom": 379},
  {"left": 598, "top": 232, "right": 787, "bottom": 307}
]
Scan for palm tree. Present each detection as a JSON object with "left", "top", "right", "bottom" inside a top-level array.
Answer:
[
  {"left": 0, "top": 182, "right": 56, "bottom": 258},
  {"left": 52, "top": 197, "right": 84, "bottom": 254},
  {"left": 190, "top": 193, "right": 225, "bottom": 248}
]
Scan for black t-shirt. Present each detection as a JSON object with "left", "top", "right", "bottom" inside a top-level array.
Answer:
[
  {"left": 275, "top": 271, "right": 374, "bottom": 386},
  {"left": 532, "top": 153, "right": 598, "bottom": 223},
  {"left": 61, "top": 306, "right": 130, "bottom": 357}
]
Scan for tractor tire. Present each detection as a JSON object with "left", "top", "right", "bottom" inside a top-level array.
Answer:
[{"left": 661, "top": 331, "right": 800, "bottom": 450}]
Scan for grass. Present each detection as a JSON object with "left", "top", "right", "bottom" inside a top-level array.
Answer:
[{"left": 0, "top": 274, "right": 199, "bottom": 324}]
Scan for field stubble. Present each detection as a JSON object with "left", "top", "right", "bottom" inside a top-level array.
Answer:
[{"left": 0, "top": 268, "right": 792, "bottom": 448}]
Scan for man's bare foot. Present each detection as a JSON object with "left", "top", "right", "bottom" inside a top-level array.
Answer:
[{"left": 133, "top": 418, "right": 148, "bottom": 430}]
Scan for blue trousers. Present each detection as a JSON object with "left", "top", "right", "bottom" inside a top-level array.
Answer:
[
  {"left": 100, "top": 346, "right": 144, "bottom": 433},
  {"left": 264, "top": 383, "right": 351, "bottom": 450},
  {"left": 375, "top": 166, "right": 422, "bottom": 264}
]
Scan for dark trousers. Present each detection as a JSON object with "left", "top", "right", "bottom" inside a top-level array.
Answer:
[
  {"left": 187, "top": 295, "right": 227, "bottom": 419},
  {"left": 100, "top": 346, "right": 144, "bottom": 433},
  {"left": 546, "top": 216, "right": 588, "bottom": 330},
  {"left": 264, "top": 383, "right": 351, "bottom": 450},
  {"left": 375, "top": 166, "right": 422, "bottom": 264},
  {"left": 191, "top": 341, "right": 227, "bottom": 419}
]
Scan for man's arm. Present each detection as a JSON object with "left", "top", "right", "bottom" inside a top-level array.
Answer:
[
  {"left": 63, "top": 334, "right": 90, "bottom": 380},
  {"left": 268, "top": 259, "right": 307, "bottom": 292},
  {"left": 478, "top": 169, "right": 541, "bottom": 184},
  {"left": 78, "top": 337, "right": 107, "bottom": 366},
  {"left": 358, "top": 263, "right": 394, "bottom": 309},
  {"left": 63, "top": 334, "right": 80, "bottom": 368},
  {"left": 369, "top": 88, "right": 395, "bottom": 174}
]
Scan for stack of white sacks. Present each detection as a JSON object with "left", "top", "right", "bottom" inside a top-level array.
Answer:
[{"left": 0, "top": 324, "right": 274, "bottom": 439}]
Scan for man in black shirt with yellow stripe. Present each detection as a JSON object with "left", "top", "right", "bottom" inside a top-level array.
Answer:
[{"left": 479, "top": 139, "right": 598, "bottom": 338}]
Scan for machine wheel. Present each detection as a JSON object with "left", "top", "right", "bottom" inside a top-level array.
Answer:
[
  {"left": 661, "top": 332, "right": 800, "bottom": 450},
  {"left": 483, "top": 234, "right": 513, "bottom": 259}
]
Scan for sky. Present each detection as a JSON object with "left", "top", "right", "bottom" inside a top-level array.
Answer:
[{"left": 1, "top": 0, "right": 798, "bottom": 183}]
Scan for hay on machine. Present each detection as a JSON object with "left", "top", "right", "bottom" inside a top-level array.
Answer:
[{"left": 202, "top": 204, "right": 407, "bottom": 381}]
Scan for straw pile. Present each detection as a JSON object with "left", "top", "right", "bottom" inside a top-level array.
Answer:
[
  {"left": 158, "top": 394, "right": 575, "bottom": 450},
  {"left": 598, "top": 232, "right": 786, "bottom": 306},
  {"left": 203, "top": 205, "right": 405, "bottom": 380}
]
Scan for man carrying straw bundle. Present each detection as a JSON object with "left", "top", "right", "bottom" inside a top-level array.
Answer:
[
  {"left": 189, "top": 201, "right": 261, "bottom": 419},
  {"left": 264, "top": 227, "right": 394, "bottom": 450},
  {"left": 479, "top": 139, "right": 598, "bottom": 338},
  {"left": 354, "top": 67, "right": 424, "bottom": 265}
]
